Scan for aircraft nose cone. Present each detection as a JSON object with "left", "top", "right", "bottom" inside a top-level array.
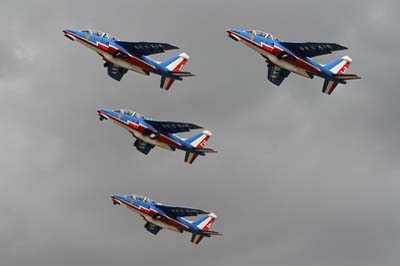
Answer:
[
  {"left": 227, "top": 29, "right": 241, "bottom": 42},
  {"left": 97, "top": 108, "right": 110, "bottom": 121},
  {"left": 63, "top": 28, "right": 79, "bottom": 35},
  {"left": 63, "top": 28, "right": 88, "bottom": 39},
  {"left": 227, "top": 29, "right": 240, "bottom": 34},
  {"left": 97, "top": 108, "right": 114, "bottom": 116},
  {"left": 111, "top": 194, "right": 126, "bottom": 205},
  {"left": 63, "top": 28, "right": 85, "bottom": 41}
]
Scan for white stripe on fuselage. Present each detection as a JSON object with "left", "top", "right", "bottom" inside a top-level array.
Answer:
[
  {"left": 108, "top": 116, "right": 179, "bottom": 151},
  {"left": 237, "top": 35, "right": 317, "bottom": 78},
  {"left": 114, "top": 198, "right": 188, "bottom": 233},
  {"left": 69, "top": 33, "right": 154, "bottom": 75}
]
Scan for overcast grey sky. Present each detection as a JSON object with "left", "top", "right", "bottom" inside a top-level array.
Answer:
[{"left": 1, "top": 0, "right": 400, "bottom": 265}]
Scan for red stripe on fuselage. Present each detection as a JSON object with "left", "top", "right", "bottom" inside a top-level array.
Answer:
[
  {"left": 99, "top": 111, "right": 183, "bottom": 149},
  {"left": 230, "top": 32, "right": 321, "bottom": 74},
  {"left": 66, "top": 32, "right": 156, "bottom": 72},
  {"left": 111, "top": 196, "right": 190, "bottom": 232}
]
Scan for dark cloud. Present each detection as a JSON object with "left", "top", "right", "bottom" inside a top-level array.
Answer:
[{"left": 1, "top": 1, "right": 399, "bottom": 266}]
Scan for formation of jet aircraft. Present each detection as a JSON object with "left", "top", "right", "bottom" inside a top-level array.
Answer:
[
  {"left": 111, "top": 194, "right": 221, "bottom": 244},
  {"left": 97, "top": 108, "right": 216, "bottom": 164},
  {"left": 63, "top": 29, "right": 194, "bottom": 91},
  {"left": 63, "top": 26, "right": 361, "bottom": 245},
  {"left": 227, "top": 29, "right": 360, "bottom": 95}
]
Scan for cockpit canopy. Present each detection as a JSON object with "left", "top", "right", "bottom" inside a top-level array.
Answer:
[
  {"left": 128, "top": 194, "right": 158, "bottom": 204},
  {"left": 81, "top": 29, "right": 118, "bottom": 40},
  {"left": 112, "top": 109, "right": 146, "bottom": 119},
  {"left": 245, "top": 30, "right": 280, "bottom": 41}
]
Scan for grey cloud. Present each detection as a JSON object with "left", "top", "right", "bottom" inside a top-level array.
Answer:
[{"left": 1, "top": 1, "right": 400, "bottom": 266}]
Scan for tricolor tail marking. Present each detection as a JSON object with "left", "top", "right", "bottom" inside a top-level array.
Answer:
[
  {"left": 184, "top": 130, "right": 212, "bottom": 164},
  {"left": 322, "top": 56, "right": 359, "bottom": 95},
  {"left": 160, "top": 53, "right": 190, "bottom": 91},
  {"left": 191, "top": 213, "right": 217, "bottom": 245}
]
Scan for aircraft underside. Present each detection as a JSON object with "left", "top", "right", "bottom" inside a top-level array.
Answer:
[
  {"left": 75, "top": 38, "right": 153, "bottom": 76},
  {"left": 110, "top": 119, "right": 176, "bottom": 153},
  {"left": 241, "top": 40, "right": 314, "bottom": 78},
  {"left": 122, "top": 203, "right": 184, "bottom": 234}
]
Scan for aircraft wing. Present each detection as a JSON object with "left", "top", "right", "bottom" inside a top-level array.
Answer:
[
  {"left": 134, "top": 139, "right": 155, "bottom": 155},
  {"left": 155, "top": 204, "right": 209, "bottom": 217},
  {"left": 267, "top": 63, "right": 290, "bottom": 86},
  {"left": 114, "top": 41, "right": 179, "bottom": 56},
  {"left": 280, "top": 42, "right": 347, "bottom": 58},
  {"left": 107, "top": 62, "right": 128, "bottom": 81},
  {"left": 144, "top": 120, "right": 203, "bottom": 134}
]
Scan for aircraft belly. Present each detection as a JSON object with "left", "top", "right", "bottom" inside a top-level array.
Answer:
[
  {"left": 126, "top": 127, "right": 174, "bottom": 151},
  {"left": 102, "top": 53, "right": 149, "bottom": 75},
  {"left": 108, "top": 117, "right": 175, "bottom": 151},
  {"left": 242, "top": 40, "right": 311, "bottom": 78},
  {"left": 142, "top": 214, "right": 182, "bottom": 233},
  {"left": 76, "top": 38, "right": 104, "bottom": 55},
  {"left": 261, "top": 51, "right": 310, "bottom": 78},
  {"left": 267, "top": 55, "right": 310, "bottom": 78},
  {"left": 75, "top": 39, "right": 150, "bottom": 76},
  {"left": 124, "top": 204, "right": 180, "bottom": 232}
]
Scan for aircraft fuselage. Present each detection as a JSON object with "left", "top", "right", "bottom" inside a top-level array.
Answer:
[
  {"left": 111, "top": 195, "right": 190, "bottom": 233},
  {"left": 227, "top": 29, "right": 323, "bottom": 78},
  {"left": 97, "top": 109, "right": 183, "bottom": 152},
  {"left": 63, "top": 30, "right": 157, "bottom": 76}
]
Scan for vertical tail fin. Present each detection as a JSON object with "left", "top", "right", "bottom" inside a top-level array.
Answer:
[
  {"left": 322, "top": 56, "right": 359, "bottom": 95},
  {"left": 190, "top": 213, "right": 218, "bottom": 245},
  {"left": 326, "top": 55, "right": 352, "bottom": 75},
  {"left": 160, "top": 52, "right": 190, "bottom": 71},
  {"left": 160, "top": 53, "right": 191, "bottom": 91},
  {"left": 184, "top": 130, "right": 214, "bottom": 164}
]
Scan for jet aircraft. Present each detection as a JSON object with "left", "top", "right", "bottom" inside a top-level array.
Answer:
[
  {"left": 63, "top": 28, "right": 194, "bottom": 90},
  {"left": 111, "top": 194, "right": 221, "bottom": 244},
  {"left": 97, "top": 108, "right": 216, "bottom": 164},
  {"left": 227, "top": 29, "right": 361, "bottom": 95}
]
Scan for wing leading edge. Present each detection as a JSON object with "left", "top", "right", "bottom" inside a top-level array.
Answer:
[
  {"left": 106, "top": 62, "right": 128, "bottom": 81},
  {"left": 114, "top": 41, "right": 179, "bottom": 56},
  {"left": 155, "top": 205, "right": 209, "bottom": 217},
  {"left": 267, "top": 64, "right": 290, "bottom": 86},
  {"left": 144, "top": 120, "right": 203, "bottom": 134},
  {"left": 280, "top": 42, "right": 347, "bottom": 58}
]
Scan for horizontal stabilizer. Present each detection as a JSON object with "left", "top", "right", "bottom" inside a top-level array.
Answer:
[
  {"left": 194, "top": 147, "right": 217, "bottom": 154},
  {"left": 334, "top": 74, "right": 361, "bottom": 80},
  {"left": 169, "top": 71, "right": 195, "bottom": 77},
  {"left": 322, "top": 79, "right": 339, "bottom": 95},
  {"left": 201, "top": 230, "right": 222, "bottom": 236},
  {"left": 160, "top": 76, "right": 175, "bottom": 91}
]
